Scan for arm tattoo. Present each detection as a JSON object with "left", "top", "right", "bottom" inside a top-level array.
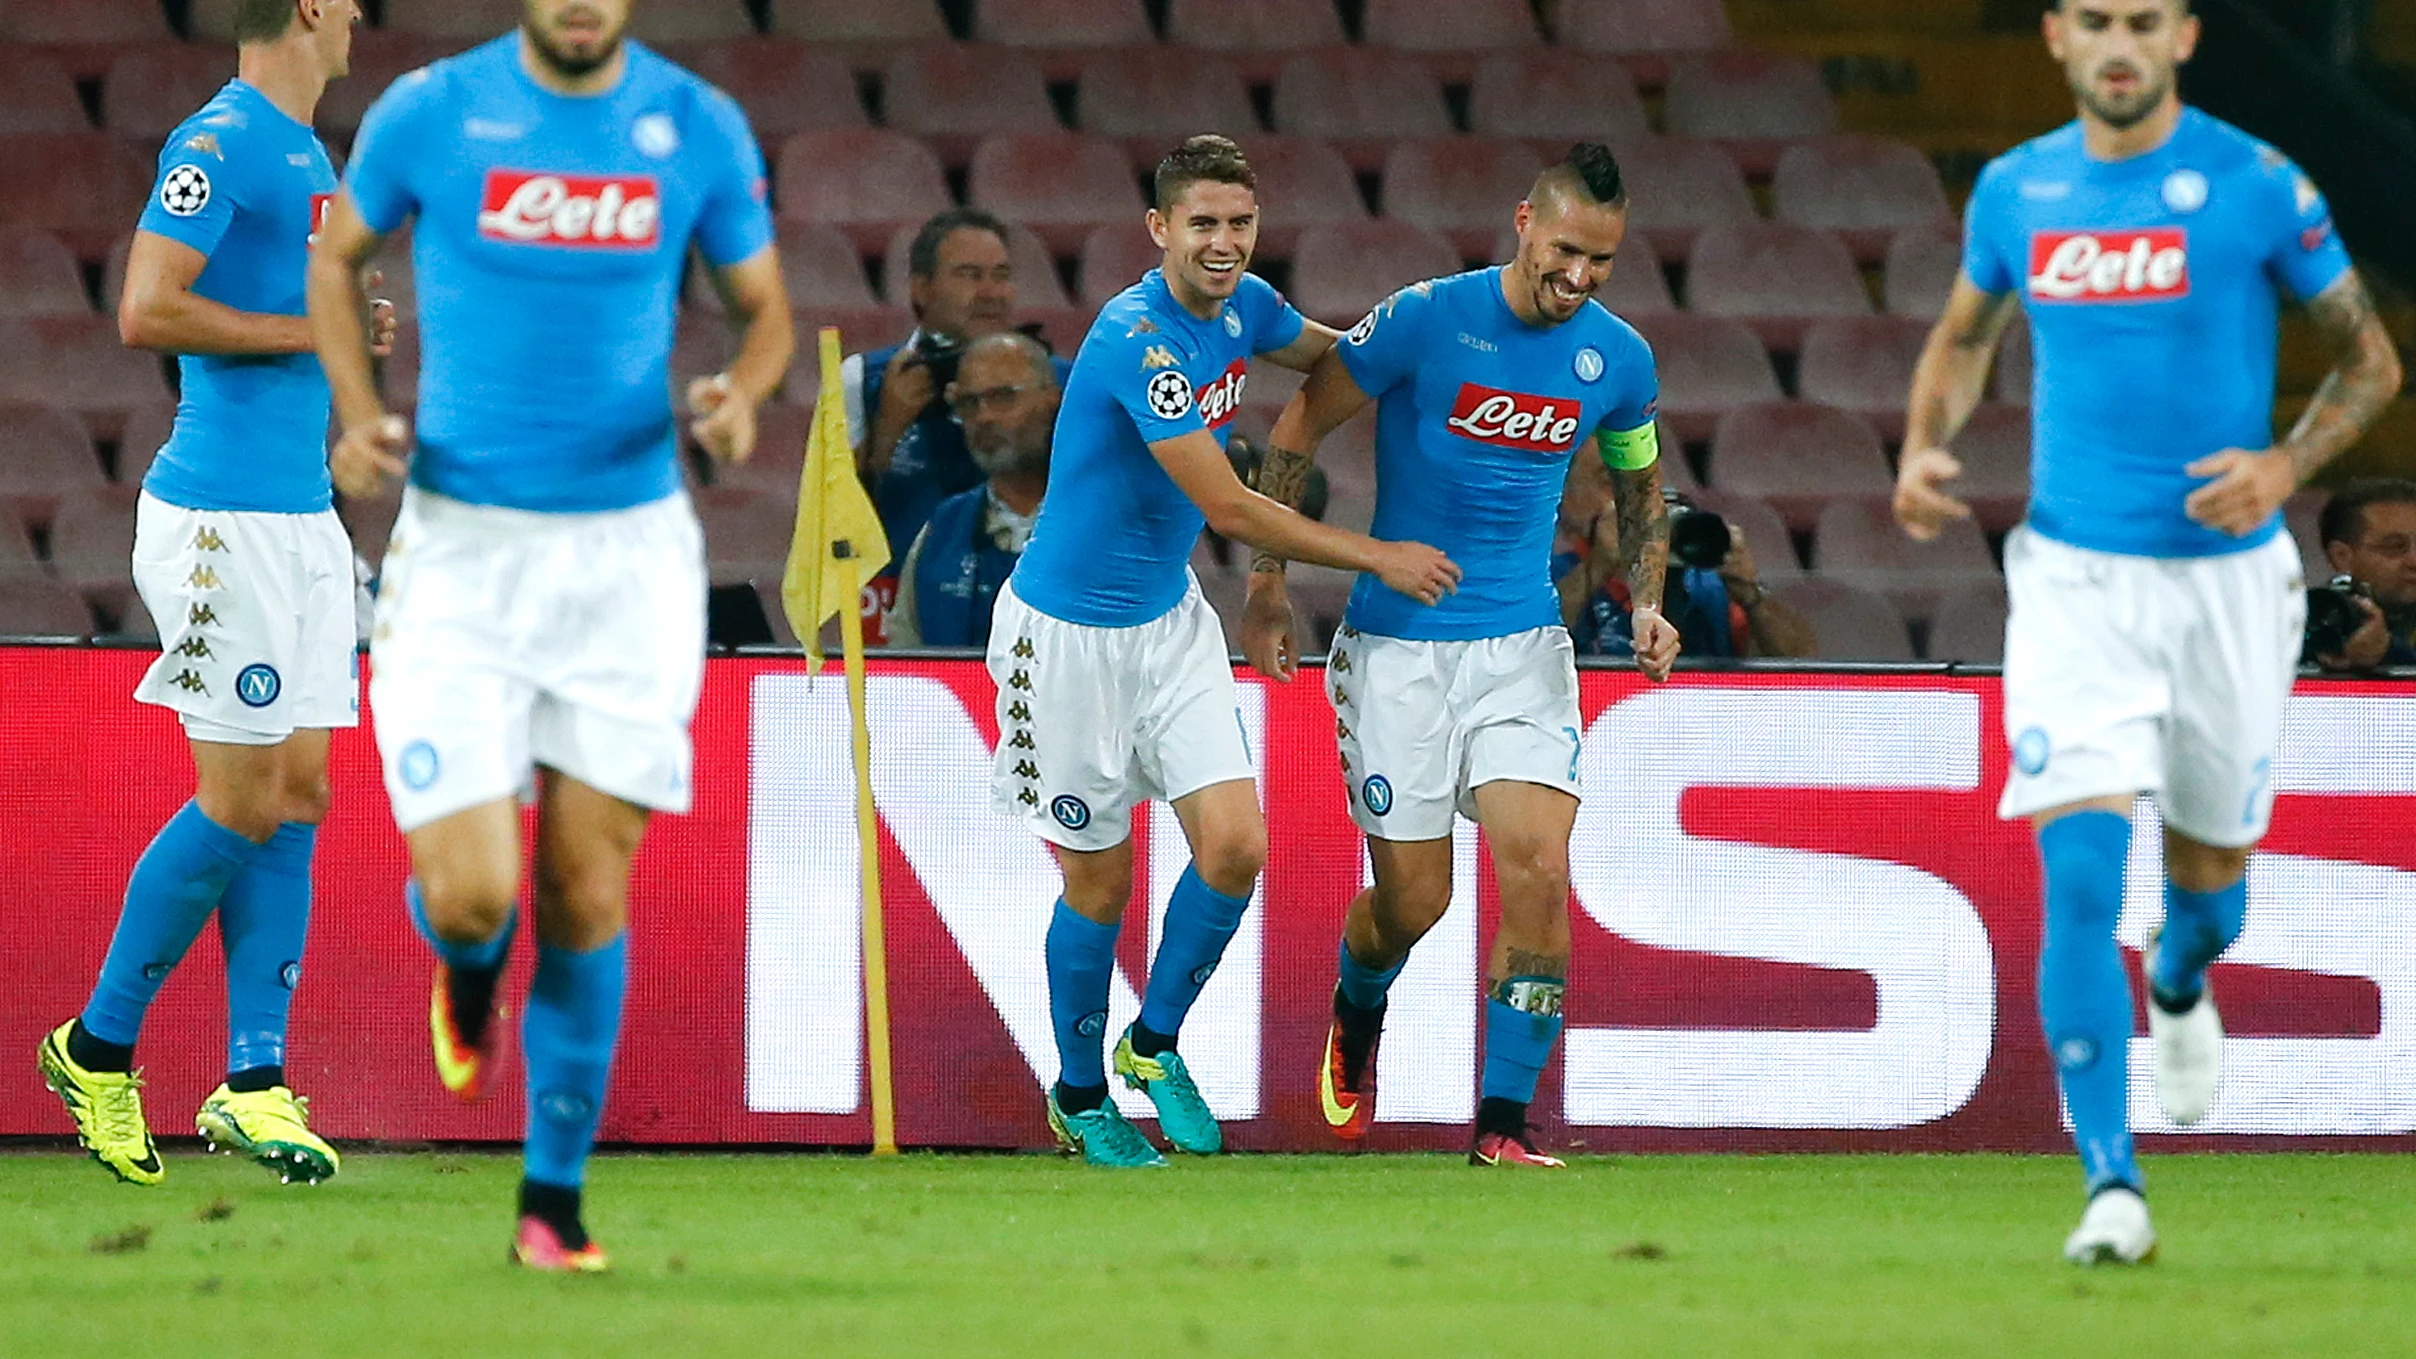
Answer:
[
  {"left": 1609, "top": 460, "right": 1669, "bottom": 613},
  {"left": 1249, "top": 441, "right": 1317, "bottom": 575},
  {"left": 1502, "top": 947, "right": 1569, "bottom": 979},
  {"left": 2285, "top": 271, "right": 2404, "bottom": 482}
]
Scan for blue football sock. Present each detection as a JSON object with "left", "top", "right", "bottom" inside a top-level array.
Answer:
[
  {"left": 1480, "top": 977, "right": 1567, "bottom": 1106},
  {"left": 1139, "top": 866, "right": 1251, "bottom": 1040},
  {"left": 1336, "top": 936, "right": 1405, "bottom": 1012},
  {"left": 218, "top": 822, "right": 315, "bottom": 1079},
  {"left": 522, "top": 934, "right": 627, "bottom": 1190},
  {"left": 1046, "top": 899, "right": 1119, "bottom": 1092},
  {"left": 2036, "top": 811, "right": 2141, "bottom": 1196},
  {"left": 2149, "top": 876, "right": 2247, "bottom": 1010},
  {"left": 80, "top": 800, "right": 265, "bottom": 1048},
  {"left": 406, "top": 878, "right": 514, "bottom": 972}
]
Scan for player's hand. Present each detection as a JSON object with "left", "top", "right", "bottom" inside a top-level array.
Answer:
[
  {"left": 2184, "top": 446, "right": 2296, "bottom": 537},
  {"left": 363, "top": 268, "right": 397, "bottom": 358},
  {"left": 868, "top": 347, "right": 934, "bottom": 473},
  {"left": 1894, "top": 447, "right": 1970, "bottom": 543},
  {"left": 1239, "top": 570, "right": 1297, "bottom": 682},
  {"left": 688, "top": 373, "right": 758, "bottom": 464},
  {"left": 2319, "top": 595, "right": 2392, "bottom": 671},
  {"left": 331, "top": 413, "right": 409, "bottom": 498},
  {"left": 1631, "top": 603, "right": 1680, "bottom": 682},
  {"left": 1374, "top": 541, "right": 1461, "bottom": 606},
  {"left": 1717, "top": 528, "right": 1761, "bottom": 589}
]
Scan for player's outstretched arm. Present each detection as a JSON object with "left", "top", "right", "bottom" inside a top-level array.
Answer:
[
  {"left": 118, "top": 230, "right": 315, "bottom": 356},
  {"left": 1149, "top": 428, "right": 1458, "bottom": 603},
  {"left": 307, "top": 190, "right": 407, "bottom": 497},
  {"left": 2185, "top": 269, "right": 2404, "bottom": 537},
  {"left": 687, "top": 244, "right": 796, "bottom": 465},
  {"left": 1897, "top": 276, "right": 2017, "bottom": 542},
  {"left": 1256, "top": 317, "right": 1343, "bottom": 374},
  {"left": 1240, "top": 349, "right": 1378, "bottom": 679},
  {"left": 1608, "top": 455, "right": 1679, "bottom": 682}
]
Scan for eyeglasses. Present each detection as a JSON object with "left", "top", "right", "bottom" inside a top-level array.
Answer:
[{"left": 950, "top": 383, "right": 1037, "bottom": 417}]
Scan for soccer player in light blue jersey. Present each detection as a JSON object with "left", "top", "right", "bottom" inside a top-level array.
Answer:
[
  {"left": 997, "top": 136, "right": 1460, "bottom": 1168},
  {"left": 38, "top": 0, "right": 372, "bottom": 1190},
  {"left": 1897, "top": 0, "right": 2401, "bottom": 1263},
  {"left": 1244, "top": 145, "right": 1678, "bottom": 1167},
  {"left": 307, "top": 0, "right": 793, "bottom": 1269}
]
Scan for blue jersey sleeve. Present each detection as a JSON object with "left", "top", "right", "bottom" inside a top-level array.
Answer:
[
  {"left": 1100, "top": 326, "right": 1208, "bottom": 443},
  {"left": 1961, "top": 157, "right": 2017, "bottom": 295},
  {"left": 137, "top": 131, "right": 240, "bottom": 258},
  {"left": 1598, "top": 323, "right": 1659, "bottom": 433},
  {"left": 2252, "top": 150, "right": 2353, "bottom": 304},
  {"left": 1334, "top": 280, "right": 1435, "bottom": 398},
  {"left": 1241, "top": 272, "right": 1307, "bottom": 356},
  {"left": 344, "top": 69, "right": 439, "bottom": 233},
  {"left": 691, "top": 86, "right": 774, "bottom": 269}
]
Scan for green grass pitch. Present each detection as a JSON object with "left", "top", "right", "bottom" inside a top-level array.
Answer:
[{"left": 2, "top": 1148, "right": 2408, "bottom": 1357}]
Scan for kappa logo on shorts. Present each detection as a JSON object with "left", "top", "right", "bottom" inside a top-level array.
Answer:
[
  {"left": 1335, "top": 718, "right": 1353, "bottom": 743},
  {"left": 1009, "top": 670, "right": 1033, "bottom": 691},
  {"left": 234, "top": 663, "right": 280, "bottom": 709},
  {"left": 1013, "top": 759, "right": 1041, "bottom": 780},
  {"left": 189, "top": 526, "right": 227, "bottom": 552},
  {"left": 2013, "top": 726, "right": 2051, "bottom": 777},
  {"left": 1360, "top": 774, "right": 1393, "bottom": 817},
  {"left": 173, "top": 636, "right": 214, "bottom": 660},
  {"left": 170, "top": 669, "right": 209, "bottom": 696},
  {"left": 1007, "top": 730, "right": 1035, "bottom": 750},
  {"left": 1007, "top": 699, "right": 1032, "bottom": 722},
  {"left": 1018, "top": 788, "right": 1040, "bottom": 807},
  {"left": 188, "top": 603, "right": 220, "bottom": 628},
  {"left": 1050, "top": 794, "right": 1092, "bottom": 831},
  {"left": 399, "top": 740, "right": 441, "bottom": 792},
  {"left": 1012, "top": 637, "right": 1035, "bottom": 659},
  {"left": 185, "top": 565, "right": 224, "bottom": 590}
]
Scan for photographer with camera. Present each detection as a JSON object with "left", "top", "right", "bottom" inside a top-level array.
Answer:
[
  {"left": 1554, "top": 471, "right": 1816, "bottom": 660},
  {"left": 842, "top": 208, "right": 1070, "bottom": 637},
  {"left": 2306, "top": 477, "right": 2416, "bottom": 671}
]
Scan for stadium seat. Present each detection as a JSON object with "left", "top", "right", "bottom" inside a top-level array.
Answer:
[
  {"left": 766, "top": 0, "right": 948, "bottom": 70},
  {"left": 1077, "top": 221, "right": 1161, "bottom": 308},
  {"left": 1362, "top": 0, "right": 1540, "bottom": 83},
  {"left": 1235, "top": 136, "right": 1367, "bottom": 260},
  {"left": 761, "top": 221, "right": 880, "bottom": 311},
  {"left": 115, "top": 400, "right": 174, "bottom": 486},
  {"left": 1628, "top": 314, "right": 1779, "bottom": 442},
  {"left": 45, "top": 482, "right": 136, "bottom": 591},
  {"left": 0, "top": 396, "right": 110, "bottom": 523},
  {"left": 0, "top": 49, "right": 90, "bottom": 134},
  {"left": 1948, "top": 402, "right": 2031, "bottom": 533},
  {"left": 0, "top": 225, "right": 90, "bottom": 317},
  {"left": 1772, "top": 137, "right": 1952, "bottom": 264},
  {"left": 1687, "top": 488, "right": 1801, "bottom": 580},
  {"left": 375, "top": 0, "right": 526, "bottom": 39},
  {"left": 880, "top": 219, "right": 1068, "bottom": 309},
  {"left": 0, "top": 568, "right": 92, "bottom": 639},
  {"left": 101, "top": 45, "right": 235, "bottom": 147},
  {"left": 1078, "top": 49, "right": 1259, "bottom": 170},
  {"left": 774, "top": 129, "right": 953, "bottom": 255},
  {"left": 966, "top": 132, "right": 1144, "bottom": 256},
  {"left": 1706, "top": 401, "right": 1891, "bottom": 533},
  {"left": 1662, "top": 54, "right": 1838, "bottom": 175},
  {"left": 0, "top": 314, "right": 173, "bottom": 442},
  {"left": 0, "top": 0, "right": 174, "bottom": 77},
  {"left": 1884, "top": 221, "right": 1961, "bottom": 320},
  {"left": 1468, "top": 52, "right": 1649, "bottom": 158},
  {"left": 0, "top": 133, "right": 156, "bottom": 261},
  {"left": 675, "top": 40, "right": 865, "bottom": 140},
  {"left": 1812, "top": 498, "right": 1997, "bottom": 621},
  {"left": 881, "top": 45, "right": 1060, "bottom": 169},
  {"left": 1382, "top": 138, "right": 1544, "bottom": 260},
  {"left": 1684, "top": 221, "right": 1872, "bottom": 352},
  {"left": 1270, "top": 49, "right": 1452, "bottom": 174},
  {"left": 1775, "top": 577, "right": 1914, "bottom": 661},
  {"left": 0, "top": 504, "right": 31, "bottom": 566},
  {"left": 318, "top": 35, "right": 452, "bottom": 147},
  {"left": 1558, "top": 0, "right": 1734, "bottom": 65},
  {"left": 1164, "top": 0, "right": 1347, "bottom": 82},
  {"left": 695, "top": 485, "right": 798, "bottom": 580},
  {"left": 1993, "top": 316, "right": 2031, "bottom": 405},
  {"left": 183, "top": 0, "right": 247, "bottom": 42},
  {"left": 975, "top": 0, "right": 1154, "bottom": 79},
  {"left": 1925, "top": 576, "right": 2009, "bottom": 663},
  {"left": 1287, "top": 220, "right": 1460, "bottom": 328},
  {"left": 626, "top": 1, "right": 759, "bottom": 43},
  {"left": 1796, "top": 316, "right": 1934, "bottom": 441},
  {"left": 1612, "top": 137, "right": 1754, "bottom": 265}
]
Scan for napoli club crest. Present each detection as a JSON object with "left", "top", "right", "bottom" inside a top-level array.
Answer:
[{"left": 1573, "top": 346, "right": 1605, "bottom": 383}]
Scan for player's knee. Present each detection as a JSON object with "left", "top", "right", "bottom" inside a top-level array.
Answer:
[
  {"left": 418, "top": 871, "right": 516, "bottom": 943},
  {"left": 1194, "top": 825, "right": 1266, "bottom": 898},
  {"left": 193, "top": 785, "right": 285, "bottom": 844},
  {"left": 2165, "top": 840, "right": 2250, "bottom": 895},
  {"left": 281, "top": 771, "right": 333, "bottom": 827},
  {"left": 1492, "top": 837, "right": 1571, "bottom": 911}
]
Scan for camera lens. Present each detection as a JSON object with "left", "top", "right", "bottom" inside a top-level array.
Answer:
[{"left": 1669, "top": 509, "right": 1732, "bottom": 571}]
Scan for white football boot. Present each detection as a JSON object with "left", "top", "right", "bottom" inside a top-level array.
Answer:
[
  {"left": 2064, "top": 1188, "right": 2157, "bottom": 1265},
  {"left": 2147, "top": 933, "right": 2224, "bottom": 1126}
]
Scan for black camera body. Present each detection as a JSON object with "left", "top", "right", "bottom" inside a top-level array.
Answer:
[
  {"left": 914, "top": 328, "right": 967, "bottom": 393},
  {"left": 1668, "top": 505, "right": 1731, "bottom": 572},
  {"left": 2303, "top": 573, "right": 2372, "bottom": 662}
]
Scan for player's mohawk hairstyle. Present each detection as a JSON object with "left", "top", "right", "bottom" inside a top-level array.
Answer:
[
  {"left": 1563, "top": 142, "right": 1628, "bottom": 208},
  {"left": 1154, "top": 134, "right": 1256, "bottom": 213}
]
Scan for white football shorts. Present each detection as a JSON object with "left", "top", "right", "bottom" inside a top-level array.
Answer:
[
  {"left": 1999, "top": 526, "right": 2305, "bottom": 847},
  {"left": 369, "top": 487, "right": 708, "bottom": 833},
  {"left": 1325, "top": 623, "right": 1583, "bottom": 842},
  {"left": 131, "top": 492, "right": 360, "bottom": 745},
  {"left": 987, "top": 575, "right": 1255, "bottom": 853}
]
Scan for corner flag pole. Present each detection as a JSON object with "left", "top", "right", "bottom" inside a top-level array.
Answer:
[{"left": 838, "top": 541, "right": 899, "bottom": 1157}]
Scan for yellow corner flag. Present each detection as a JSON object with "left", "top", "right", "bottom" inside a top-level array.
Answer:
[
  {"left": 779, "top": 326, "right": 900, "bottom": 1156},
  {"left": 781, "top": 327, "right": 890, "bottom": 670}
]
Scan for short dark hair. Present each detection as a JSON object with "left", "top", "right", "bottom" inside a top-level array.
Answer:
[
  {"left": 233, "top": 0, "right": 298, "bottom": 43},
  {"left": 1531, "top": 142, "right": 1628, "bottom": 213},
  {"left": 2319, "top": 478, "right": 2416, "bottom": 547},
  {"left": 1153, "top": 134, "right": 1255, "bottom": 214},
  {"left": 2054, "top": 0, "right": 2191, "bottom": 14},
  {"left": 906, "top": 208, "right": 1009, "bottom": 282}
]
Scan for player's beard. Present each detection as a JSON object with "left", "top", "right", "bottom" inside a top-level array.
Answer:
[
  {"left": 1522, "top": 259, "right": 1591, "bottom": 323},
  {"left": 2074, "top": 62, "right": 2171, "bottom": 130},
  {"left": 524, "top": 13, "right": 623, "bottom": 78}
]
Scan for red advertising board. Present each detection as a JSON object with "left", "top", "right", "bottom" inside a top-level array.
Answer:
[{"left": 4, "top": 647, "right": 2411, "bottom": 1152}]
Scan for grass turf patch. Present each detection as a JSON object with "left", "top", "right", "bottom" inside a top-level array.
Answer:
[{"left": 0, "top": 1149, "right": 2407, "bottom": 1357}]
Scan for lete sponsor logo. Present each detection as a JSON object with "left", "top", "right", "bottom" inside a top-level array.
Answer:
[
  {"left": 2027, "top": 229, "right": 2189, "bottom": 303},
  {"left": 1445, "top": 383, "right": 1583, "bottom": 454},
  {"left": 308, "top": 192, "right": 333, "bottom": 245},
  {"left": 1196, "top": 358, "right": 1247, "bottom": 430},
  {"left": 477, "top": 170, "right": 662, "bottom": 248}
]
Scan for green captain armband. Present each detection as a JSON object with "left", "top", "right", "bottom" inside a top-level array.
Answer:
[{"left": 1597, "top": 422, "right": 1660, "bottom": 472}]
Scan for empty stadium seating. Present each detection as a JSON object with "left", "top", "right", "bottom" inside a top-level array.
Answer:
[
  {"left": 1235, "top": 135, "right": 1368, "bottom": 260},
  {"left": 1558, "top": 0, "right": 1734, "bottom": 86},
  {"left": 775, "top": 129, "right": 952, "bottom": 254},
  {"left": 0, "top": 0, "right": 173, "bottom": 77},
  {"left": 0, "top": 133, "right": 154, "bottom": 261},
  {"left": 1270, "top": 48, "right": 1453, "bottom": 173},
  {"left": 974, "top": 0, "right": 1154, "bottom": 77},
  {"left": 1883, "top": 222, "right": 1961, "bottom": 320},
  {"left": 1773, "top": 577, "right": 1913, "bottom": 661},
  {"left": 1468, "top": 51, "right": 1650, "bottom": 156},
  {"left": 1164, "top": 0, "right": 1346, "bottom": 81},
  {"left": 676, "top": 40, "right": 865, "bottom": 139},
  {"left": 1288, "top": 219, "right": 1460, "bottom": 327},
  {"left": 1611, "top": 137, "right": 1755, "bottom": 264},
  {"left": 1796, "top": 315, "right": 1936, "bottom": 440},
  {"left": 1077, "top": 221, "right": 1161, "bottom": 309},
  {"left": 1362, "top": 0, "right": 1540, "bottom": 82},
  {"left": 0, "top": 48, "right": 89, "bottom": 134},
  {"left": 1812, "top": 498, "right": 1997, "bottom": 620},
  {"left": 1947, "top": 403, "right": 2032, "bottom": 532},
  {"left": 881, "top": 45, "right": 1058, "bottom": 168},
  {"left": 1078, "top": 50, "right": 1258, "bottom": 169},
  {"left": 0, "top": 568, "right": 93, "bottom": 638},
  {"left": 1663, "top": 54, "right": 1838, "bottom": 173},
  {"left": 101, "top": 44, "right": 232, "bottom": 146},
  {"left": 1684, "top": 221, "right": 1872, "bottom": 351},
  {"left": 1772, "top": 136, "right": 1952, "bottom": 264},
  {"left": 0, "top": 225, "right": 90, "bottom": 317},
  {"left": 1925, "top": 576, "right": 2009, "bottom": 663},
  {"left": 1707, "top": 401, "right": 1892, "bottom": 532},
  {"left": 1382, "top": 138, "right": 1544, "bottom": 260},
  {"left": 1629, "top": 314, "right": 1780, "bottom": 441},
  {"left": 0, "top": 314, "right": 173, "bottom": 440},
  {"left": 967, "top": 132, "right": 1144, "bottom": 255},
  {"left": 766, "top": 0, "right": 947, "bottom": 69}
]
